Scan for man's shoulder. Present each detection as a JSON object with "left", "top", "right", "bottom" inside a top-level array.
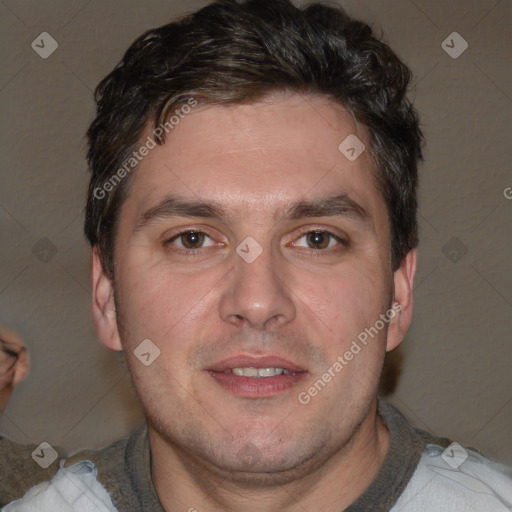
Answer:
[
  {"left": 369, "top": 401, "right": 512, "bottom": 512},
  {"left": 0, "top": 435, "right": 68, "bottom": 505},
  {"left": 392, "top": 438, "right": 512, "bottom": 511},
  {"left": 0, "top": 424, "right": 146, "bottom": 508}
]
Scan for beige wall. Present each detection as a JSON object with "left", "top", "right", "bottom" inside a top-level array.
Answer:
[{"left": 0, "top": 0, "right": 510, "bottom": 463}]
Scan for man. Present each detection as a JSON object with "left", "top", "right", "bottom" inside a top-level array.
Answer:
[{"left": 1, "top": 0, "right": 511, "bottom": 510}]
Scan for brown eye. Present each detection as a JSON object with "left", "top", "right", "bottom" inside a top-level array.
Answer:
[
  {"left": 292, "top": 230, "right": 343, "bottom": 250},
  {"left": 291, "top": 229, "right": 349, "bottom": 255},
  {"left": 305, "top": 231, "right": 331, "bottom": 249},
  {"left": 179, "top": 231, "right": 206, "bottom": 249},
  {"left": 163, "top": 229, "right": 220, "bottom": 256}
]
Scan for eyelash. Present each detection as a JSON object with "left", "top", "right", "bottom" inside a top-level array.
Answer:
[{"left": 163, "top": 228, "right": 348, "bottom": 256}]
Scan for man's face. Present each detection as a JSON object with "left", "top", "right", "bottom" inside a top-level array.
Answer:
[{"left": 95, "top": 93, "right": 404, "bottom": 479}]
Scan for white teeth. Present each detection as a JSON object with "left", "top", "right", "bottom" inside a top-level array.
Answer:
[
  {"left": 258, "top": 368, "right": 278, "bottom": 377},
  {"left": 231, "top": 367, "right": 294, "bottom": 378}
]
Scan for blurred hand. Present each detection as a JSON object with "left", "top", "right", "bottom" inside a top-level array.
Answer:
[{"left": 0, "top": 327, "right": 29, "bottom": 415}]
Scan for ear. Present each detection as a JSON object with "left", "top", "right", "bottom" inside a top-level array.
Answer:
[
  {"left": 386, "top": 248, "right": 417, "bottom": 352},
  {"left": 91, "top": 246, "right": 123, "bottom": 351}
]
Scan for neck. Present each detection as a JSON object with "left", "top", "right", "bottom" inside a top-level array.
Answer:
[{"left": 150, "top": 399, "right": 390, "bottom": 512}]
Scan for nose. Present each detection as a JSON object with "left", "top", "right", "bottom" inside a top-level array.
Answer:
[{"left": 218, "top": 243, "right": 296, "bottom": 330}]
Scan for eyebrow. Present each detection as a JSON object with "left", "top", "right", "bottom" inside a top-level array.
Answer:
[{"left": 134, "top": 193, "right": 373, "bottom": 232}]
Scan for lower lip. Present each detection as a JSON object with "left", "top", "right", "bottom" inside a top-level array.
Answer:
[{"left": 206, "top": 370, "right": 308, "bottom": 398}]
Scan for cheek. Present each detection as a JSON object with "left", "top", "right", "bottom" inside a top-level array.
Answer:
[
  {"left": 301, "top": 263, "right": 389, "bottom": 344},
  {"left": 117, "top": 258, "right": 220, "bottom": 347}
]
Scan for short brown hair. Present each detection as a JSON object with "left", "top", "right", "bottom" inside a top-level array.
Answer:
[{"left": 85, "top": 0, "right": 423, "bottom": 279}]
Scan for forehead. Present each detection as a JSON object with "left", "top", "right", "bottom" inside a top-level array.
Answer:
[{"left": 123, "top": 93, "right": 386, "bottom": 225}]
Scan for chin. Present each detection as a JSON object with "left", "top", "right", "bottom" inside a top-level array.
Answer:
[{"left": 204, "top": 442, "right": 330, "bottom": 487}]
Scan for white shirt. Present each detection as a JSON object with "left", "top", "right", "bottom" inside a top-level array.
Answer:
[
  {"left": 4, "top": 443, "right": 512, "bottom": 511},
  {"left": 391, "top": 443, "right": 512, "bottom": 511}
]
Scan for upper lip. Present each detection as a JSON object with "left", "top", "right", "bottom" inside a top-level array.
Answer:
[{"left": 206, "top": 354, "right": 307, "bottom": 373}]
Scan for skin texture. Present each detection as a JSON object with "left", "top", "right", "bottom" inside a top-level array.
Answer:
[{"left": 92, "top": 92, "right": 417, "bottom": 511}]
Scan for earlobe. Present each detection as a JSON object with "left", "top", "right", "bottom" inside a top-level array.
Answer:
[
  {"left": 386, "top": 249, "right": 417, "bottom": 352},
  {"left": 91, "top": 247, "right": 123, "bottom": 352}
]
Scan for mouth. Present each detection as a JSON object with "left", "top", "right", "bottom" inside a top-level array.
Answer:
[{"left": 205, "top": 355, "right": 308, "bottom": 398}]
